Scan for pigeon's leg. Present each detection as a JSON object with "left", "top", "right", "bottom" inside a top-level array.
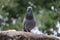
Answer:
[
  {"left": 23, "top": 27, "right": 30, "bottom": 32},
  {"left": 23, "top": 27, "right": 27, "bottom": 32}
]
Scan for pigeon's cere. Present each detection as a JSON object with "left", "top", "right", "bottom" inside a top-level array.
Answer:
[{"left": 23, "top": 6, "right": 36, "bottom": 32}]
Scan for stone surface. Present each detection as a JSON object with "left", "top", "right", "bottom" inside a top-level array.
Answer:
[{"left": 0, "top": 30, "right": 60, "bottom": 40}]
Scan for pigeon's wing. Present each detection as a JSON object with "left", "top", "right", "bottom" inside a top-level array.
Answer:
[
  {"left": 22, "top": 18, "right": 27, "bottom": 31},
  {"left": 23, "top": 18, "right": 30, "bottom": 32}
]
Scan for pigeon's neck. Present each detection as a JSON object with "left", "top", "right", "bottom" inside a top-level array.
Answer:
[{"left": 26, "top": 14, "right": 34, "bottom": 20}]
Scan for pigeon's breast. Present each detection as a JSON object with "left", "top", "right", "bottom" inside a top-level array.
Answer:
[{"left": 25, "top": 19, "right": 35, "bottom": 30}]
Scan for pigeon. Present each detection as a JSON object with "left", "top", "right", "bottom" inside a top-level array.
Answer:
[{"left": 23, "top": 6, "right": 36, "bottom": 32}]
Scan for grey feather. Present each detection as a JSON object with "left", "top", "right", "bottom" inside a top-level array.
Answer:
[{"left": 23, "top": 6, "right": 36, "bottom": 32}]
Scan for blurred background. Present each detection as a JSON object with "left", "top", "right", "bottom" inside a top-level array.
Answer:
[{"left": 0, "top": 0, "right": 60, "bottom": 36}]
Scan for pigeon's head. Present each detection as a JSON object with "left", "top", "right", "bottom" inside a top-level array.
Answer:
[
  {"left": 26, "top": 6, "right": 33, "bottom": 20},
  {"left": 27, "top": 6, "right": 32, "bottom": 15}
]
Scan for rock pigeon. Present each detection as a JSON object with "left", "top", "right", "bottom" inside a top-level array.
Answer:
[{"left": 23, "top": 6, "right": 36, "bottom": 32}]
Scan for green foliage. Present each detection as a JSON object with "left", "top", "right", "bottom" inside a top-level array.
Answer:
[{"left": 0, "top": 0, "right": 60, "bottom": 36}]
